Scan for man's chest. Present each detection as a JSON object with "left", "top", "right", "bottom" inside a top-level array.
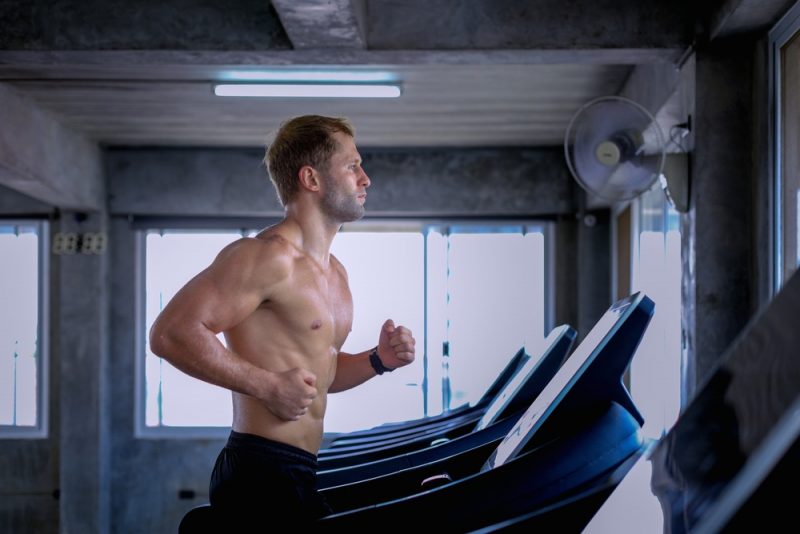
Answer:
[{"left": 275, "top": 271, "right": 354, "bottom": 348}]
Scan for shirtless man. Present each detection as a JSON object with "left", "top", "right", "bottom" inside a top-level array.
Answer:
[{"left": 149, "top": 115, "right": 416, "bottom": 528}]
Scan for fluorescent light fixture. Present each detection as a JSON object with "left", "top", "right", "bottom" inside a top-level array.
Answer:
[
  {"left": 219, "top": 69, "right": 398, "bottom": 83},
  {"left": 213, "top": 83, "right": 402, "bottom": 98}
]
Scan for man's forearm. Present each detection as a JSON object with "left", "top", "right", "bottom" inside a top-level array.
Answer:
[
  {"left": 150, "top": 323, "right": 270, "bottom": 399},
  {"left": 329, "top": 349, "right": 380, "bottom": 393}
]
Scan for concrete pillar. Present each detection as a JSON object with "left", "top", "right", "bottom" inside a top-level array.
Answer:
[
  {"left": 577, "top": 209, "right": 612, "bottom": 337},
  {"left": 684, "top": 36, "right": 759, "bottom": 398},
  {"left": 554, "top": 208, "right": 611, "bottom": 342},
  {"left": 57, "top": 210, "right": 110, "bottom": 534}
]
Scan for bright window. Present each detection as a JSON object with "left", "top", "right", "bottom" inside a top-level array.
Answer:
[
  {"left": 429, "top": 227, "right": 546, "bottom": 412},
  {"left": 629, "top": 188, "right": 682, "bottom": 439},
  {"left": 139, "top": 223, "right": 549, "bottom": 435},
  {"left": 142, "top": 231, "right": 244, "bottom": 433},
  {"left": 0, "top": 221, "right": 48, "bottom": 438},
  {"left": 325, "top": 231, "right": 425, "bottom": 432},
  {"left": 328, "top": 224, "right": 548, "bottom": 432}
]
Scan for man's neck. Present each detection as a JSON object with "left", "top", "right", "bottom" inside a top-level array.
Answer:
[{"left": 282, "top": 204, "right": 341, "bottom": 270}]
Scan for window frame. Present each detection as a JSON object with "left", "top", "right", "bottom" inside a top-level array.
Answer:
[
  {"left": 134, "top": 217, "right": 553, "bottom": 438},
  {"left": 769, "top": 1, "right": 800, "bottom": 293},
  {"left": 0, "top": 219, "right": 49, "bottom": 439}
]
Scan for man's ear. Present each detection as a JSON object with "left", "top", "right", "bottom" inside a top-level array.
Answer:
[{"left": 298, "top": 165, "right": 320, "bottom": 192}]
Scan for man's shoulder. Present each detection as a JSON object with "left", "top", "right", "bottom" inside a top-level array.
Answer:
[
  {"left": 215, "top": 234, "right": 298, "bottom": 276},
  {"left": 219, "top": 233, "right": 290, "bottom": 254},
  {"left": 250, "top": 232, "right": 295, "bottom": 252},
  {"left": 329, "top": 253, "right": 349, "bottom": 278}
]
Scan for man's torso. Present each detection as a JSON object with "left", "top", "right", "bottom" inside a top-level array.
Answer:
[{"left": 224, "top": 228, "right": 353, "bottom": 453}]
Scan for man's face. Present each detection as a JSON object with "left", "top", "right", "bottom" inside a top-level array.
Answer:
[{"left": 319, "top": 132, "right": 371, "bottom": 223}]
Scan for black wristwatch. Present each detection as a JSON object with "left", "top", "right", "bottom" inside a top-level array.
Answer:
[{"left": 369, "top": 347, "right": 394, "bottom": 375}]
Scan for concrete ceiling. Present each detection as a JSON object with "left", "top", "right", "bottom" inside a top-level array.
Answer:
[
  {"left": 0, "top": 0, "right": 793, "bottom": 149},
  {"left": 0, "top": 60, "right": 637, "bottom": 148}
]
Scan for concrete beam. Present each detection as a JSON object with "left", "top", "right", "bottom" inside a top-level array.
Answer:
[
  {"left": 106, "top": 146, "right": 576, "bottom": 218},
  {"left": 0, "top": 0, "right": 291, "bottom": 51},
  {"left": 710, "top": 0, "right": 796, "bottom": 39},
  {"left": 0, "top": 183, "right": 53, "bottom": 214},
  {"left": 0, "top": 49, "right": 684, "bottom": 75},
  {"left": 619, "top": 49, "right": 695, "bottom": 149},
  {"left": 272, "top": 0, "right": 366, "bottom": 49},
  {"left": 582, "top": 55, "right": 695, "bottom": 211},
  {"left": 0, "top": 0, "right": 692, "bottom": 53},
  {"left": 367, "top": 0, "right": 694, "bottom": 50},
  {"left": 620, "top": 63, "right": 683, "bottom": 120},
  {"left": 0, "top": 83, "right": 103, "bottom": 210}
]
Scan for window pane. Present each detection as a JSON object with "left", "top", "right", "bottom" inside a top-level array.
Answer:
[
  {"left": 144, "top": 232, "right": 240, "bottom": 427},
  {"left": 0, "top": 225, "right": 40, "bottom": 428},
  {"left": 630, "top": 190, "right": 682, "bottom": 439},
  {"left": 326, "top": 232, "right": 425, "bottom": 433},
  {"left": 443, "top": 229, "right": 545, "bottom": 409}
]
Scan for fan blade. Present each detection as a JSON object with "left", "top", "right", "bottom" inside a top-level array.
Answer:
[{"left": 564, "top": 96, "right": 666, "bottom": 202}]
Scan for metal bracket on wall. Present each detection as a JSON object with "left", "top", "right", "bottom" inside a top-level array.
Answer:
[{"left": 661, "top": 152, "right": 691, "bottom": 213}]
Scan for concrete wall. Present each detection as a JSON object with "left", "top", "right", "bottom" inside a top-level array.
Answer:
[
  {"left": 57, "top": 210, "right": 111, "bottom": 534},
  {"left": 108, "top": 218, "right": 222, "bottom": 532},
  {"left": 0, "top": 184, "right": 54, "bottom": 214},
  {"left": 683, "top": 35, "right": 764, "bottom": 398},
  {"left": 106, "top": 146, "right": 576, "bottom": 217}
]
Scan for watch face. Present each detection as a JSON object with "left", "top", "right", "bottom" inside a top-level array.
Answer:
[{"left": 370, "top": 349, "right": 390, "bottom": 374}]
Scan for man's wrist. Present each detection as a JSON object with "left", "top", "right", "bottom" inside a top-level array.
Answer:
[{"left": 369, "top": 347, "right": 394, "bottom": 375}]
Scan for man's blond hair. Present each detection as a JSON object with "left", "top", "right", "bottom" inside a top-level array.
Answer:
[{"left": 264, "top": 115, "right": 355, "bottom": 206}]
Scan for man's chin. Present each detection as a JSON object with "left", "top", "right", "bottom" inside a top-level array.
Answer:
[
  {"left": 346, "top": 211, "right": 366, "bottom": 223},
  {"left": 345, "top": 206, "right": 366, "bottom": 222},
  {"left": 321, "top": 198, "right": 365, "bottom": 224}
]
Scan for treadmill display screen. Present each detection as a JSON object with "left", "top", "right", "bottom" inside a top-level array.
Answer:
[
  {"left": 474, "top": 325, "right": 571, "bottom": 431},
  {"left": 483, "top": 294, "right": 640, "bottom": 470}
]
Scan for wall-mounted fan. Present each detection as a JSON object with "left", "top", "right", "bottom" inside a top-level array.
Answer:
[{"left": 564, "top": 95, "right": 669, "bottom": 205}]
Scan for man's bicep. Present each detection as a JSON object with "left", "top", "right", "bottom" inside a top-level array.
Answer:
[
  {"left": 159, "top": 237, "right": 288, "bottom": 333},
  {"left": 174, "top": 267, "right": 267, "bottom": 334}
]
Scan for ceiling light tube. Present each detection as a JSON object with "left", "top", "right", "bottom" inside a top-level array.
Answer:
[
  {"left": 213, "top": 84, "right": 402, "bottom": 98},
  {"left": 219, "top": 70, "right": 398, "bottom": 83}
]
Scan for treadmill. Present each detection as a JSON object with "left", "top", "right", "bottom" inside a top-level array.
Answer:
[
  {"left": 321, "top": 345, "right": 530, "bottom": 446},
  {"left": 565, "top": 268, "right": 800, "bottom": 534},
  {"left": 316, "top": 324, "right": 576, "bottom": 470},
  {"left": 314, "top": 292, "right": 655, "bottom": 531},
  {"left": 318, "top": 324, "right": 577, "bottom": 486},
  {"left": 178, "top": 326, "right": 576, "bottom": 533}
]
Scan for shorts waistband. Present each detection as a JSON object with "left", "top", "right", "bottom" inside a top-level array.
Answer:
[{"left": 226, "top": 430, "right": 318, "bottom": 467}]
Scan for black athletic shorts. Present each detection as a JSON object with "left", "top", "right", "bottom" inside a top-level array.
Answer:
[{"left": 209, "top": 431, "right": 332, "bottom": 531}]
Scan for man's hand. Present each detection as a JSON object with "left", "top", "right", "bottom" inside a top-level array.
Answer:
[
  {"left": 377, "top": 319, "right": 416, "bottom": 370},
  {"left": 264, "top": 368, "right": 317, "bottom": 421}
]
